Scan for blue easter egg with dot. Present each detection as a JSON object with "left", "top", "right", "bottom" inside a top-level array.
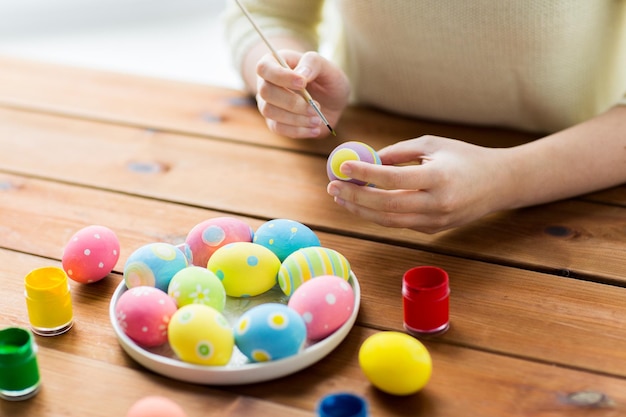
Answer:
[
  {"left": 206, "top": 242, "right": 280, "bottom": 297},
  {"left": 235, "top": 303, "right": 306, "bottom": 362},
  {"left": 124, "top": 242, "right": 188, "bottom": 292},
  {"left": 253, "top": 219, "right": 321, "bottom": 262}
]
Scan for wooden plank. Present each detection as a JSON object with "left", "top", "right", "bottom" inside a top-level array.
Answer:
[
  {"left": 3, "top": 56, "right": 626, "bottom": 417},
  {"left": 2, "top": 176, "right": 626, "bottom": 379},
  {"left": 2, "top": 110, "right": 626, "bottom": 283},
  {"left": 0, "top": 55, "right": 539, "bottom": 156},
  {"left": 5, "top": 56, "right": 625, "bottom": 210},
  {"left": 231, "top": 328, "right": 626, "bottom": 417},
  {"left": 0, "top": 347, "right": 312, "bottom": 417},
  {"left": 584, "top": 186, "right": 626, "bottom": 208},
  {"left": 3, "top": 299, "right": 626, "bottom": 417}
]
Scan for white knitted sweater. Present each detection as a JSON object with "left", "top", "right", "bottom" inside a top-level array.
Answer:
[{"left": 224, "top": 0, "right": 626, "bottom": 133}]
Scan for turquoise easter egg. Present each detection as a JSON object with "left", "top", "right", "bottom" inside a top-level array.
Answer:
[
  {"left": 124, "top": 243, "right": 188, "bottom": 292},
  {"left": 234, "top": 303, "right": 306, "bottom": 362},
  {"left": 253, "top": 218, "right": 321, "bottom": 262}
]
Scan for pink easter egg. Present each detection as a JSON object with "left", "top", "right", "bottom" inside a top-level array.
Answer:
[
  {"left": 62, "top": 225, "right": 120, "bottom": 284},
  {"left": 184, "top": 217, "right": 254, "bottom": 267},
  {"left": 115, "top": 286, "right": 177, "bottom": 348},
  {"left": 126, "top": 396, "right": 187, "bottom": 417},
  {"left": 288, "top": 275, "right": 355, "bottom": 341}
]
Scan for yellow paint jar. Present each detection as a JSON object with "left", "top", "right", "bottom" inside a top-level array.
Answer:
[{"left": 24, "top": 266, "right": 73, "bottom": 336}]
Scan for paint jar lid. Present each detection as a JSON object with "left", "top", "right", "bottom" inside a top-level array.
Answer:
[
  {"left": 317, "top": 393, "right": 368, "bottom": 417},
  {"left": 0, "top": 327, "right": 41, "bottom": 400}
]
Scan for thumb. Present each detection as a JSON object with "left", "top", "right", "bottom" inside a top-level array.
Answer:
[
  {"left": 378, "top": 135, "right": 450, "bottom": 165},
  {"left": 293, "top": 51, "right": 323, "bottom": 85}
]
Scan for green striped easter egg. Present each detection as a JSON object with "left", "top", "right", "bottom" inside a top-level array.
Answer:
[{"left": 278, "top": 247, "right": 350, "bottom": 297}]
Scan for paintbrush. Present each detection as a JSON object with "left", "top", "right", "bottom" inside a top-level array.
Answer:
[{"left": 233, "top": 0, "right": 336, "bottom": 136}]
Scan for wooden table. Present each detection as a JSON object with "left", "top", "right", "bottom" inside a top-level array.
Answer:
[{"left": 1, "top": 56, "right": 626, "bottom": 417}]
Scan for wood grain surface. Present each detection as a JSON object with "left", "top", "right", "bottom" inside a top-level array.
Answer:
[{"left": 0, "top": 57, "right": 624, "bottom": 417}]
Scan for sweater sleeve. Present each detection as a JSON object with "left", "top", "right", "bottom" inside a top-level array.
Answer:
[{"left": 222, "top": 0, "right": 325, "bottom": 73}]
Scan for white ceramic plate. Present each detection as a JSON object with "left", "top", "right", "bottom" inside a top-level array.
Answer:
[{"left": 109, "top": 273, "right": 360, "bottom": 385}]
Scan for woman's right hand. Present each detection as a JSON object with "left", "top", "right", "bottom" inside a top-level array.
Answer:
[{"left": 255, "top": 50, "right": 350, "bottom": 138}]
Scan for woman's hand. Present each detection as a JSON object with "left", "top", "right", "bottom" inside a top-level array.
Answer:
[
  {"left": 255, "top": 50, "right": 350, "bottom": 139},
  {"left": 326, "top": 135, "right": 516, "bottom": 233}
]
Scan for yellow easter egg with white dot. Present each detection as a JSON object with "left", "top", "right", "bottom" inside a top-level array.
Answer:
[{"left": 167, "top": 304, "right": 233, "bottom": 365}]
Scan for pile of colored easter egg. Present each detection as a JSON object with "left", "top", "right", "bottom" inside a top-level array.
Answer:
[{"left": 112, "top": 216, "right": 358, "bottom": 367}]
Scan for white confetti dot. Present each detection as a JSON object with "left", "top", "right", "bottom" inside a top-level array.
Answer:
[
  {"left": 98, "top": 262, "right": 105, "bottom": 268},
  {"left": 325, "top": 293, "right": 337, "bottom": 305},
  {"left": 94, "top": 234, "right": 101, "bottom": 239},
  {"left": 67, "top": 269, "right": 74, "bottom": 276},
  {"left": 302, "top": 312, "right": 313, "bottom": 323},
  {"left": 141, "top": 326, "right": 148, "bottom": 333},
  {"left": 84, "top": 249, "right": 91, "bottom": 256}
]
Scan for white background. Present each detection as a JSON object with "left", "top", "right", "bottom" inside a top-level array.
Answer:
[{"left": 0, "top": 0, "right": 244, "bottom": 89}]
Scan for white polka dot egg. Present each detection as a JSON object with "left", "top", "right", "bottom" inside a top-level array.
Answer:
[
  {"left": 115, "top": 286, "right": 178, "bottom": 348},
  {"left": 288, "top": 275, "right": 355, "bottom": 341},
  {"left": 62, "top": 225, "right": 120, "bottom": 284}
]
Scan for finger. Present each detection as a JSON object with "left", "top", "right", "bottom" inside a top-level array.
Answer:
[
  {"left": 293, "top": 51, "right": 323, "bottom": 83},
  {"left": 257, "top": 92, "right": 321, "bottom": 128},
  {"left": 338, "top": 161, "right": 437, "bottom": 191},
  {"left": 256, "top": 96, "right": 322, "bottom": 138},
  {"left": 327, "top": 181, "right": 439, "bottom": 215},
  {"left": 377, "top": 136, "right": 441, "bottom": 165},
  {"left": 257, "top": 77, "right": 311, "bottom": 113},
  {"left": 332, "top": 193, "right": 444, "bottom": 232},
  {"left": 257, "top": 51, "right": 309, "bottom": 91},
  {"left": 265, "top": 119, "right": 322, "bottom": 138}
]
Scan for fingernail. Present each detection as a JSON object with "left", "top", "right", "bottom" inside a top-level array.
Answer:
[
  {"left": 295, "top": 66, "right": 311, "bottom": 78},
  {"left": 340, "top": 163, "right": 352, "bottom": 176},
  {"left": 334, "top": 197, "right": 346, "bottom": 206},
  {"left": 310, "top": 116, "right": 322, "bottom": 127},
  {"left": 309, "top": 127, "right": 321, "bottom": 137},
  {"left": 327, "top": 183, "right": 340, "bottom": 197},
  {"left": 292, "top": 77, "right": 306, "bottom": 89}
]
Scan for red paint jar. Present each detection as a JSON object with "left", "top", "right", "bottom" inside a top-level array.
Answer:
[{"left": 402, "top": 266, "right": 450, "bottom": 336}]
